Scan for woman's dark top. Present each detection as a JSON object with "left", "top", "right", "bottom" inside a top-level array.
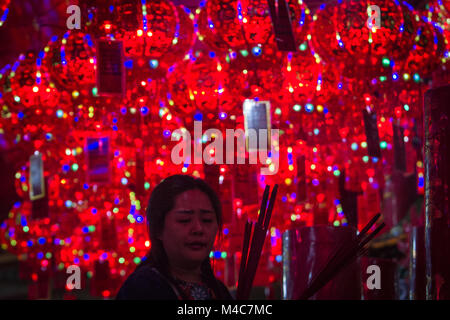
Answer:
[{"left": 116, "top": 263, "right": 233, "bottom": 300}]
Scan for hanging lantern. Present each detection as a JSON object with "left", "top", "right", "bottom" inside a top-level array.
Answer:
[
  {"left": 202, "top": 0, "right": 286, "bottom": 71},
  {"left": 196, "top": 4, "right": 231, "bottom": 53},
  {"left": 198, "top": 0, "right": 310, "bottom": 54},
  {"left": 424, "top": 0, "right": 450, "bottom": 76},
  {"left": 341, "top": 0, "right": 408, "bottom": 77},
  {"left": 311, "top": 0, "right": 411, "bottom": 78},
  {"left": 8, "top": 52, "right": 61, "bottom": 109},
  {"left": 116, "top": 0, "right": 178, "bottom": 82},
  {"left": 164, "top": 6, "right": 196, "bottom": 68},
  {"left": 396, "top": 15, "right": 446, "bottom": 78},
  {"left": 114, "top": 2, "right": 194, "bottom": 84},
  {"left": 288, "top": 0, "right": 311, "bottom": 49},
  {"left": 43, "top": 32, "right": 96, "bottom": 94},
  {"left": 282, "top": 44, "right": 322, "bottom": 106},
  {"left": 140, "top": 0, "right": 178, "bottom": 59},
  {"left": 3, "top": 51, "right": 72, "bottom": 155},
  {"left": 310, "top": 1, "right": 350, "bottom": 71},
  {"left": 206, "top": 0, "right": 274, "bottom": 50},
  {"left": 167, "top": 42, "right": 237, "bottom": 122},
  {"left": 393, "top": 1, "right": 420, "bottom": 63}
]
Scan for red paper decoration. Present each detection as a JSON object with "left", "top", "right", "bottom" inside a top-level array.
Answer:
[
  {"left": 336, "top": 0, "right": 405, "bottom": 63},
  {"left": 288, "top": 0, "right": 312, "bottom": 47},
  {"left": 200, "top": 0, "right": 285, "bottom": 72},
  {"left": 206, "top": 0, "right": 274, "bottom": 50},
  {"left": 9, "top": 52, "right": 61, "bottom": 109},
  {"left": 115, "top": 0, "right": 178, "bottom": 81},
  {"left": 311, "top": 0, "right": 413, "bottom": 78},
  {"left": 310, "top": 2, "right": 350, "bottom": 71},
  {"left": 196, "top": 5, "right": 230, "bottom": 53},
  {"left": 1, "top": 51, "right": 72, "bottom": 156},
  {"left": 43, "top": 32, "right": 96, "bottom": 93},
  {"left": 397, "top": 15, "right": 446, "bottom": 77},
  {"left": 167, "top": 42, "right": 237, "bottom": 120},
  {"left": 114, "top": 3, "right": 194, "bottom": 83},
  {"left": 164, "top": 6, "right": 196, "bottom": 68},
  {"left": 282, "top": 48, "right": 322, "bottom": 105}
]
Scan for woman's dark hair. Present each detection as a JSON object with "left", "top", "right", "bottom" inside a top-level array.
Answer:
[{"left": 140, "top": 174, "right": 228, "bottom": 299}]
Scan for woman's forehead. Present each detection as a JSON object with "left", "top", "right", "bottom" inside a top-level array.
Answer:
[{"left": 174, "top": 189, "right": 214, "bottom": 208}]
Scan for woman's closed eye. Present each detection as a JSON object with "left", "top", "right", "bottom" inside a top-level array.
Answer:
[{"left": 178, "top": 219, "right": 213, "bottom": 224}]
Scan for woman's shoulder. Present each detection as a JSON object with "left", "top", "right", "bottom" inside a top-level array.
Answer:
[{"left": 116, "top": 264, "right": 178, "bottom": 300}]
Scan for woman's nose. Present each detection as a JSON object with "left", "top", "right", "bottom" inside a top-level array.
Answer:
[{"left": 191, "top": 218, "right": 204, "bottom": 234}]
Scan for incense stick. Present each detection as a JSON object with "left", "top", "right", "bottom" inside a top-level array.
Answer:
[
  {"left": 241, "top": 186, "right": 278, "bottom": 299},
  {"left": 257, "top": 185, "right": 270, "bottom": 227},
  {"left": 237, "top": 184, "right": 278, "bottom": 300},
  {"left": 356, "top": 213, "right": 381, "bottom": 242},
  {"left": 237, "top": 220, "right": 253, "bottom": 299},
  {"left": 358, "top": 223, "right": 385, "bottom": 249},
  {"left": 263, "top": 184, "right": 278, "bottom": 231}
]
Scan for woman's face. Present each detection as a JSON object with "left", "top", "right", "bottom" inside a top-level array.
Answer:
[{"left": 159, "top": 189, "right": 218, "bottom": 270}]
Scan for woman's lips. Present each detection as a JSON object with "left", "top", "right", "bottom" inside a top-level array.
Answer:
[{"left": 186, "top": 242, "right": 207, "bottom": 250}]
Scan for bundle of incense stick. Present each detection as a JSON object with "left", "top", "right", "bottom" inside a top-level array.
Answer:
[
  {"left": 294, "top": 213, "right": 385, "bottom": 300},
  {"left": 236, "top": 184, "right": 278, "bottom": 300}
]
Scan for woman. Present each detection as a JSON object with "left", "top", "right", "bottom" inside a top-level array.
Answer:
[{"left": 116, "top": 174, "right": 233, "bottom": 300}]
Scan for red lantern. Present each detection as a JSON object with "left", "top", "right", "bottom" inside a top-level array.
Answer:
[
  {"left": 206, "top": 0, "right": 274, "bottom": 50},
  {"left": 396, "top": 15, "right": 446, "bottom": 77},
  {"left": 311, "top": 0, "right": 410, "bottom": 78},
  {"left": 202, "top": 0, "right": 286, "bottom": 72},
  {"left": 43, "top": 32, "right": 96, "bottom": 93},
  {"left": 164, "top": 6, "right": 196, "bottom": 68},
  {"left": 5, "top": 52, "right": 71, "bottom": 154},
  {"left": 196, "top": 5, "right": 230, "bottom": 54},
  {"left": 167, "top": 41, "right": 237, "bottom": 120},
  {"left": 282, "top": 47, "right": 322, "bottom": 105},
  {"left": 310, "top": 2, "right": 350, "bottom": 71},
  {"left": 8, "top": 52, "right": 60, "bottom": 109},
  {"left": 288, "top": 0, "right": 312, "bottom": 47},
  {"left": 115, "top": 0, "right": 178, "bottom": 82},
  {"left": 114, "top": 2, "right": 194, "bottom": 83},
  {"left": 339, "top": 0, "right": 407, "bottom": 77}
]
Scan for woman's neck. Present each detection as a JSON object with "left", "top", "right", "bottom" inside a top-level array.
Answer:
[{"left": 170, "top": 264, "right": 203, "bottom": 283}]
